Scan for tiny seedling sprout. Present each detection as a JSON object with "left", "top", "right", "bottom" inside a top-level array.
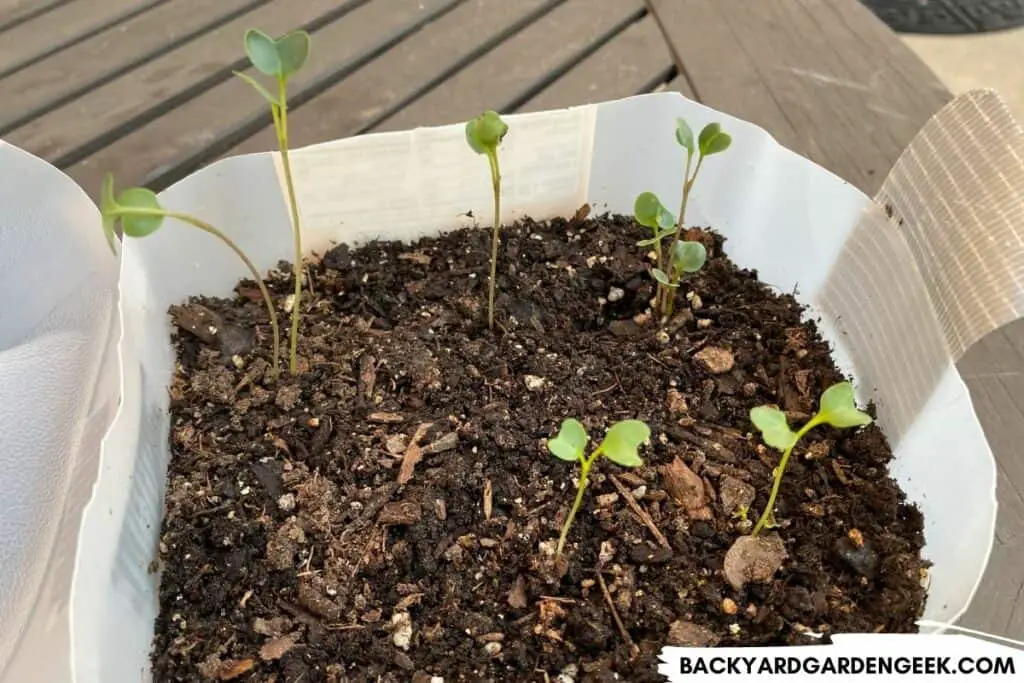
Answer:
[
  {"left": 100, "top": 173, "right": 281, "bottom": 378},
  {"left": 237, "top": 28, "right": 311, "bottom": 373},
  {"left": 548, "top": 418, "right": 651, "bottom": 557},
  {"left": 634, "top": 117, "right": 732, "bottom": 319},
  {"left": 465, "top": 110, "right": 509, "bottom": 330},
  {"left": 749, "top": 381, "right": 872, "bottom": 536}
]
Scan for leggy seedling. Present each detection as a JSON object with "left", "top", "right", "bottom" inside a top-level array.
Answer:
[
  {"left": 749, "top": 381, "right": 872, "bottom": 536},
  {"left": 634, "top": 192, "right": 707, "bottom": 317},
  {"left": 634, "top": 118, "right": 732, "bottom": 319},
  {"left": 236, "top": 28, "right": 311, "bottom": 373},
  {"left": 100, "top": 174, "right": 281, "bottom": 378},
  {"left": 465, "top": 110, "right": 509, "bottom": 330},
  {"left": 548, "top": 418, "right": 651, "bottom": 557}
]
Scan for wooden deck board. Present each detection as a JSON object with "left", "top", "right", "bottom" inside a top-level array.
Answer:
[
  {"left": 373, "top": 0, "right": 647, "bottom": 132},
  {"left": 64, "top": 0, "right": 458, "bottom": 195},
  {"left": 0, "top": 0, "right": 162, "bottom": 78},
  {"left": 0, "top": 0, "right": 260, "bottom": 134},
  {"left": 647, "top": 0, "right": 951, "bottom": 194},
  {"left": 0, "top": 0, "right": 1020, "bottom": 639},
  {"left": 4, "top": 0, "right": 365, "bottom": 167},
  {"left": 227, "top": 0, "right": 559, "bottom": 157},
  {"left": 0, "top": 0, "right": 64, "bottom": 31},
  {"left": 518, "top": 14, "right": 676, "bottom": 113}
]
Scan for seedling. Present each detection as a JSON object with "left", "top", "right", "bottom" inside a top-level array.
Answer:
[
  {"left": 634, "top": 192, "right": 707, "bottom": 317},
  {"left": 547, "top": 418, "right": 651, "bottom": 557},
  {"left": 465, "top": 110, "right": 509, "bottom": 330},
  {"left": 633, "top": 117, "right": 731, "bottom": 318},
  {"left": 236, "top": 28, "right": 311, "bottom": 373},
  {"left": 748, "top": 381, "right": 872, "bottom": 536},
  {"left": 100, "top": 173, "right": 281, "bottom": 378}
]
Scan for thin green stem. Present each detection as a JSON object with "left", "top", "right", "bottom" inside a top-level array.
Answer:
[
  {"left": 276, "top": 77, "right": 303, "bottom": 374},
  {"left": 117, "top": 207, "right": 281, "bottom": 378},
  {"left": 486, "top": 150, "right": 501, "bottom": 330},
  {"left": 661, "top": 153, "right": 700, "bottom": 319},
  {"left": 751, "top": 416, "right": 823, "bottom": 536},
  {"left": 555, "top": 447, "right": 602, "bottom": 558}
]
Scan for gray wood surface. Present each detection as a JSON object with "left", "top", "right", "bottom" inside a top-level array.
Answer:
[
  {"left": 0, "top": 0, "right": 1019, "bottom": 639},
  {"left": 0, "top": 0, "right": 162, "bottom": 78},
  {"left": 0, "top": 0, "right": 259, "bottom": 134}
]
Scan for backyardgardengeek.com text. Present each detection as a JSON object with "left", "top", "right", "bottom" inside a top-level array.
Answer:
[{"left": 677, "top": 655, "right": 1016, "bottom": 676}]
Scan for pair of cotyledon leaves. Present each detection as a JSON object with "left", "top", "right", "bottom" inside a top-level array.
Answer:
[
  {"left": 465, "top": 110, "right": 509, "bottom": 156},
  {"left": 547, "top": 419, "right": 650, "bottom": 468},
  {"left": 750, "top": 381, "right": 872, "bottom": 452},
  {"left": 99, "top": 29, "right": 310, "bottom": 253},
  {"left": 675, "top": 118, "right": 733, "bottom": 158},
  {"left": 235, "top": 29, "right": 311, "bottom": 106}
]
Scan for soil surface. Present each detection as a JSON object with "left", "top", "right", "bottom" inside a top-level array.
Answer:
[{"left": 152, "top": 213, "right": 926, "bottom": 682}]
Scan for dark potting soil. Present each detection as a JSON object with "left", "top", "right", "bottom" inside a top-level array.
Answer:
[{"left": 151, "top": 213, "right": 926, "bottom": 682}]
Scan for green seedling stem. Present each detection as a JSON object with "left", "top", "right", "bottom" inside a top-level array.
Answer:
[
  {"left": 274, "top": 79, "right": 303, "bottom": 375},
  {"left": 465, "top": 110, "right": 509, "bottom": 330},
  {"left": 547, "top": 418, "right": 649, "bottom": 558},
  {"left": 100, "top": 176, "right": 281, "bottom": 378},
  {"left": 238, "top": 28, "right": 311, "bottom": 373},
  {"left": 749, "top": 381, "right": 872, "bottom": 537},
  {"left": 750, "top": 413, "right": 821, "bottom": 537}
]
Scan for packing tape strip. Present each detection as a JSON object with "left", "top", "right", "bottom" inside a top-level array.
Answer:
[{"left": 818, "top": 90, "right": 1024, "bottom": 444}]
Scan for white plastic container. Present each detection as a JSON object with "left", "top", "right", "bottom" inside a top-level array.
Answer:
[{"left": 2, "top": 91, "right": 1022, "bottom": 682}]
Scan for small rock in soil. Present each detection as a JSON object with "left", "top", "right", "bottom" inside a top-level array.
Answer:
[
  {"left": 524, "top": 375, "right": 547, "bottom": 391},
  {"left": 266, "top": 518, "right": 305, "bottom": 570},
  {"left": 719, "top": 476, "right": 756, "bottom": 515},
  {"left": 661, "top": 456, "right": 706, "bottom": 511},
  {"left": 692, "top": 521, "right": 716, "bottom": 539},
  {"left": 723, "top": 535, "right": 788, "bottom": 590},
  {"left": 422, "top": 432, "right": 459, "bottom": 454},
  {"left": 666, "top": 389, "right": 689, "bottom": 415},
  {"left": 803, "top": 440, "right": 832, "bottom": 460},
  {"left": 508, "top": 575, "right": 528, "bottom": 609},
  {"left": 390, "top": 611, "right": 413, "bottom": 650},
  {"left": 835, "top": 534, "right": 880, "bottom": 578},
  {"left": 170, "top": 304, "right": 255, "bottom": 360},
  {"left": 259, "top": 634, "right": 297, "bottom": 661},
  {"left": 322, "top": 242, "right": 352, "bottom": 270},
  {"left": 253, "top": 616, "right": 293, "bottom": 637},
  {"left": 666, "top": 620, "right": 720, "bottom": 647},
  {"left": 608, "top": 319, "right": 641, "bottom": 337},
  {"left": 694, "top": 346, "right": 735, "bottom": 375},
  {"left": 629, "top": 543, "right": 673, "bottom": 564},
  {"left": 275, "top": 384, "right": 302, "bottom": 411},
  {"left": 557, "top": 663, "right": 580, "bottom": 683},
  {"left": 298, "top": 578, "right": 343, "bottom": 621},
  {"left": 385, "top": 434, "right": 409, "bottom": 456},
  {"left": 276, "top": 493, "right": 296, "bottom": 512}
]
